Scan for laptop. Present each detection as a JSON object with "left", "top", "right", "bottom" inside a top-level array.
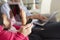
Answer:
[{"left": 32, "top": 11, "right": 58, "bottom": 26}]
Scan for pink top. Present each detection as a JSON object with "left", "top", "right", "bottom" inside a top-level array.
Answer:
[{"left": 0, "top": 25, "right": 29, "bottom": 40}]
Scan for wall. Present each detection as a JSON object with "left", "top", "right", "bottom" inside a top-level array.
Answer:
[
  {"left": 40, "top": 0, "right": 52, "bottom": 14},
  {"left": 0, "top": 0, "right": 7, "bottom": 2},
  {"left": 50, "top": 0, "right": 60, "bottom": 21},
  {"left": 50, "top": 0, "right": 60, "bottom": 12}
]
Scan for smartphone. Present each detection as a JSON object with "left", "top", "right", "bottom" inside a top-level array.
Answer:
[
  {"left": 9, "top": 4, "right": 20, "bottom": 16},
  {"left": 26, "top": 18, "right": 32, "bottom": 24},
  {"left": 9, "top": 4, "right": 27, "bottom": 25}
]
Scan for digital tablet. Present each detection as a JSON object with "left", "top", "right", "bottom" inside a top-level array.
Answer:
[{"left": 9, "top": 4, "right": 27, "bottom": 25}]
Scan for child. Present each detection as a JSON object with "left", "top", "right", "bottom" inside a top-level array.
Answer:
[{"left": 0, "top": 10, "right": 33, "bottom": 40}]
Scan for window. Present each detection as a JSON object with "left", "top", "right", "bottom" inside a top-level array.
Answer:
[{"left": 23, "top": 0, "right": 42, "bottom": 10}]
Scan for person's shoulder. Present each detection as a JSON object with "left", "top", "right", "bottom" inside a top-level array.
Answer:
[
  {"left": 1, "top": 2, "right": 10, "bottom": 12},
  {"left": 2, "top": 2, "right": 8, "bottom": 6}
]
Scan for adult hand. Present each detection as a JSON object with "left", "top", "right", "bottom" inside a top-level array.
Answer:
[
  {"left": 38, "top": 14, "right": 48, "bottom": 21},
  {"left": 18, "top": 23, "right": 33, "bottom": 36},
  {"left": 27, "top": 14, "right": 48, "bottom": 21}
]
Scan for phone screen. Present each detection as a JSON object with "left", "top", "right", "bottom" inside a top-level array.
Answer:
[{"left": 9, "top": 4, "right": 22, "bottom": 22}]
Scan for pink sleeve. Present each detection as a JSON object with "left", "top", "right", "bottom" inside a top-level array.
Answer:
[
  {"left": 13, "top": 24, "right": 21, "bottom": 30},
  {"left": 13, "top": 32, "right": 29, "bottom": 40},
  {"left": 0, "top": 25, "right": 3, "bottom": 31},
  {"left": 24, "top": 36, "right": 29, "bottom": 40},
  {"left": 0, "top": 30, "right": 29, "bottom": 40},
  {"left": 13, "top": 25, "right": 29, "bottom": 40},
  {"left": 0, "top": 25, "right": 29, "bottom": 40}
]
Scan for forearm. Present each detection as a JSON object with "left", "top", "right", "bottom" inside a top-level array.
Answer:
[
  {"left": 27, "top": 14, "right": 43, "bottom": 20},
  {"left": 27, "top": 14, "right": 47, "bottom": 21}
]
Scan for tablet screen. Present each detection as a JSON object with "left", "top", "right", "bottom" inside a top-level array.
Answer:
[{"left": 9, "top": 4, "right": 22, "bottom": 22}]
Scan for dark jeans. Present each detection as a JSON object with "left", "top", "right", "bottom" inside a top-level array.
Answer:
[{"left": 29, "top": 22, "right": 60, "bottom": 40}]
